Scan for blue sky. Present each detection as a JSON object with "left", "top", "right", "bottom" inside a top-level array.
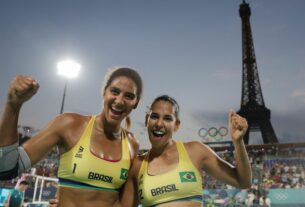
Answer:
[{"left": 0, "top": 0, "right": 304, "bottom": 149}]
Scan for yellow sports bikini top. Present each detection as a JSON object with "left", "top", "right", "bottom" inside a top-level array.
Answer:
[
  {"left": 137, "top": 141, "right": 203, "bottom": 206},
  {"left": 58, "top": 116, "right": 131, "bottom": 192}
]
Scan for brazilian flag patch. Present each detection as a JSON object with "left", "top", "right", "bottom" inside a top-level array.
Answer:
[
  {"left": 120, "top": 168, "right": 129, "bottom": 180},
  {"left": 179, "top": 171, "right": 197, "bottom": 182}
]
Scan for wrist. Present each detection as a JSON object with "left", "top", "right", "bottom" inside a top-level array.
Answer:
[
  {"left": 232, "top": 138, "right": 244, "bottom": 145},
  {"left": 6, "top": 100, "right": 22, "bottom": 114}
]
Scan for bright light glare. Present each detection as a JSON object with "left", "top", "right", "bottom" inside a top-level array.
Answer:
[{"left": 57, "top": 60, "right": 81, "bottom": 78}]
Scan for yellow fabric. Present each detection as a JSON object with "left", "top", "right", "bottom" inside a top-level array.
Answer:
[
  {"left": 58, "top": 116, "right": 131, "bottom": 192},
  {"left": 138, "top": 141, "right": 203, "bottom": 206}
]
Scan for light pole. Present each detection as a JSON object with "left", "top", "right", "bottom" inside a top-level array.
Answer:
[{"left": 57, "top": 60, "right": 81, "bottom": 114}]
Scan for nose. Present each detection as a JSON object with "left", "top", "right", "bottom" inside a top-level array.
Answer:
[
  {"left": 114, "top": 94, "right": 124, "bottom": 105},
  {"left": 155, "top": 118, "right": 164, "bottom": 128}
]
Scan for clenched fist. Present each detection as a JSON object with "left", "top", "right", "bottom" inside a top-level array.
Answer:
[
  {"left": 8, "top": 75, "right": 39, "bottom": 106},
  {"left": 229, "top": 109, "right": 248, "bottom": 142}
]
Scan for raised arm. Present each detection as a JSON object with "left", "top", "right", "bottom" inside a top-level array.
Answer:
[
  {"left": 0, "top": 75, "right": 39, "bottom": 146},
  {"left": 0, "top": 75, "right": 39, "bottom": 179},
  {"left": 0, "top": 76, "right": 65, "bottom": 180},
  {"left": 187, "top": 110, "right": 251, "bottom": 189},
  {"left": 227, "top": 109, "right": 252, "bottom": 188}
]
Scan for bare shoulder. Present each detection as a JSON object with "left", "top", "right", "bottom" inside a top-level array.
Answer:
[
  {"left": 130, "top": 153, "right": 146, "bottom": 176},
  {"left": 183, "top": 141, "right": 213, "bottom": 164},
  {"left": 137, "top": 152, "right": 147, "bottom": 162},
  {"left": 50, "top": 113, "right": 91, "bottom": 131},
  {"left": 54, "top": 112, "right": 90, "bottom": 125},
  {"left": 38, "top": 113, "right": 92, "bottom": 143},
  {"left": 184, "top": 141, "right": 209, "bottom": 151},
  {"left": 21, "top": 113, "right": 92, "bottom": 163},
  {"left": 124, "top": 129, "right": 139, "bottom": 143}
]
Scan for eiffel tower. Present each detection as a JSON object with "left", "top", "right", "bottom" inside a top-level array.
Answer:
[{"left": 237, "top": 1, "right": 278, "bottom": 144}]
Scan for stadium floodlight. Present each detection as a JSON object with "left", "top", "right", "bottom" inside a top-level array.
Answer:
[
  {"left": 57, "top": 60, "right": 81, "bottom": 79},
  {"left": 57, "top": 60, "right": 81, "bottom": 114}
]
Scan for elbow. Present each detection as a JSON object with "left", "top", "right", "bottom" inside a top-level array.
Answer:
[
  {"left": 237, "top": 178, "right": 252, "bottom": 189},
  {"left": 229, "top": 178, "right": 252, "bottom": 189},
  {"left": 233, "top": 172, "right": 252, "bottom": 189},
  {"left": 240, "top": 181, "right": 252, "bottom": 189},
  {"left": 237, "top": 167, "right": 252, "bottom": 189}
]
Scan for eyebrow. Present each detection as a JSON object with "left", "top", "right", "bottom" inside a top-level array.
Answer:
[
  {"left": 110, "top": 87, "right": 136, "bottom": 95},
  {"left": 125, "top": 91, "right": 136, "bottom": 97},
  {"left": 150, "top": 112, "right": 173, "bottom": 118},
  {"left": 110, "top": 86, "right": 120, "bottom": 91},
  {"left": 164, "top": 115, "right": 174, "bottom": 119}
]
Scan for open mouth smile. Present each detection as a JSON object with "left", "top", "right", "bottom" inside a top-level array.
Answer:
[
  {"left": 151, "top": 130, "right": 166, "bottom": 139},
  {"left": 109, "top": 106, "right": 124, "bottom": 119}
]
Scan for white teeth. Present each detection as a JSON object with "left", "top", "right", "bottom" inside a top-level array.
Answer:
[
  {"left": 111, "top": 107, "right": 123, "bottom": 113},
  {"left": 153, "top": 130, "right": 165, "bottom": 135}
]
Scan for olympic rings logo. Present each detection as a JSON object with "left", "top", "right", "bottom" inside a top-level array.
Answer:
[
  {"left": 275, "top": 192, "right": 288, "bottom": 201},
  {"left": 198, "top": 127, "right": 228, "bottom": 141}
]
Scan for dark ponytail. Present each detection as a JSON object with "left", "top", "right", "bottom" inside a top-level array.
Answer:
[{"left": 125, "top": 116, "right": 131, "bottom": 130}]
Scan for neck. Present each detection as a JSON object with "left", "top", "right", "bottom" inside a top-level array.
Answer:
[
  {"left": 150, "top": 139, "right": 174, "bottom": 157},
  {"left": 96, "top": 113, "right": 121, "bottom": 139}
]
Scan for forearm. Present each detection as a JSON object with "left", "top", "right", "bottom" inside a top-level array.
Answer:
[
  {"left": 120, "top": 177, "right": 138, "bottom": 207},
  {"left": 0, "top": 101, "right": 22, "bottom": 146},
  {"left": 233, "top": 139, "right": 252, "bottom": 188}
]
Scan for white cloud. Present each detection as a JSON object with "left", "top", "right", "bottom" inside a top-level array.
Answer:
[
  {"left": 291, "top": 88, "right": 305, "bottom": 97},
  {"left": 291, "top": 88, "right": 305, "bottom": 104}
]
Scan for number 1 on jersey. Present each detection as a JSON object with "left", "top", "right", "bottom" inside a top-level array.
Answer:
[{"left": 72, "top": 163, "right": 77, "bottom": 174}]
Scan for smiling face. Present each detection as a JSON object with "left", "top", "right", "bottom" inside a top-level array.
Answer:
[
  {"left": 146, "top": 100, "right": 180, "bottom": 148},
  {"left": 102, "top": 76, "right": 138, "bottom": 126}
]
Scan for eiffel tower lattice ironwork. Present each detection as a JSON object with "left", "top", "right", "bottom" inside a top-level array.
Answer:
[{"left": 237, "top": 1, "right": 278, "bottom": 144}]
